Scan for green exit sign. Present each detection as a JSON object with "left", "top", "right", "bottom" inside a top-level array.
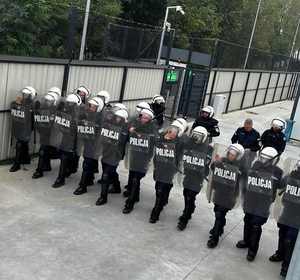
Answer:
[{"left": 166, "top": 70, "right": 178, "bottom": 83}]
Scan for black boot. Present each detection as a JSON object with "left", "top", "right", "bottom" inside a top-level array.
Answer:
[
  {"left": 74, "top": 172, "right": 90, "bottom": 195},
  {"left": 123, "top": 179, "right": 139, "bottom": 214},
  {"left": 281, "top": 239, "right": 296, "bottom": 277},
  {"left": 52, "top": 178, "right": 65, "bottom": 188},
  {"left": 237, "top": 222, "right": 251, "bottom": 249},
  {"left": 207, "top": 214, "right": 225, "bottom": 249},
  {"left": 247, "top": 225, "right": 262, "bottom": 262},
  {"left": 96, "top": 183, "right": 109, "bottom": 206},
  {"left": 108, "top": 178, "right": 121, "bottom": 194},
  {"left": 73, "top": 186, "right": 87, "bottom": 195},
  {"left": 177, "top": 216, "right": 189, "bottom": 231},
  {"left": 10, "top": 163, "right": 21, "bottom": 172},
  {"left": 270, "top": 228, "right": 285, "bottom": 262},
  {"left": 149, "top": 188, "right": 164, "bottom": 224},
  {"left": 123, "top": 185, "right": 131, "bottom": 197},
  {"left": 32, "top": 170, "right": 43, "bottom": 179}
]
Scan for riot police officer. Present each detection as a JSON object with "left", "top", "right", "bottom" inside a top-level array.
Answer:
[
  {"left": 269, "top": 159, "right": 300, "bottom": 277},
  {"left": 122, "top": 108, "right": 157, "bottom": 214},
  {"left": 10, "top": 86, "right": 36, "bottom": 172},
  {"left": 150, "top": 95, "right": 166, "bottom": 128},
  {"left": 207, "top": 143, "right": 245, "bottom": 248},
  {"left": 97, "top": 90, "right": 111, "bottom": 109},
  {"left": 32, "top": 87, "right": 61, "bottom": 179},
  {"left": 73, "top": 97, "right": 104, "bottom": 195},
  {"left": 192, "top": 106, "right": 220, "bottom": 143},
  {"left": 149, "top": 118, "right": 187, "bottom": 224},
  {"left": 237, "top": 147, "right": 283, "bottom": 262},
  {"left": 261, "top": 118, "right": 286, "bottom": 155},
  {"left": 52, "top": 93, "right": 82, "bottom": 188},
  {"left": 177, "top": 126, "right": 213, "bottom": 231},
  {"left": 231, "top": 118, "right": 260, "bottom": 152},
  {"left": 96, "top": 108, "right": 129, "bottom": 206}
]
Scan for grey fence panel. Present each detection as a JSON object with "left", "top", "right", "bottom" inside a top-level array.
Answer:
[
  {"left": 123, "top": 68, "right": 164, "bottom": 102},
  {"left": 274, "top": 73, "right": 285, "bottom": 101},
  {"left": 5, "top": 63, "right": 64, "bottom": 109},
  {"left": 227, "top": 72, "right": 248, "bottom": 111},
  {"left": 264, "top": 73, "right": 278, "bottom": 103},
  {"left": 0, "top": 63, "right": 9, "bottom": 111},
  {"left": 67, "top": 66, "right": 124, "bottom": 101},
  {"left": 242, "top": 72, "right": 260, "bottom": 108}
]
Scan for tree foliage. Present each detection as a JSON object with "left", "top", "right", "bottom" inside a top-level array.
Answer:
[{"left": 0, "top": 0, "right": 300, "bottom": 58}]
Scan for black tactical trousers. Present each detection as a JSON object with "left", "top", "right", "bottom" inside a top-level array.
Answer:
[
  {"left": 36, "top": 145, "right": 59, "bottom": 172},
  {"left": 79, "top": 157, "right": 99, "bottom": 187},
  {"left": 276, "top": 223, "right": 299, "bottom": 274},
  {"left": 14, "top": 140, "right": 30, "bottom": 165},
  {"left": 150, "top": 181, "right": 173, "bottom": 220},
  {"left": 57, "top": 151, "right": 76, "bottom": 180},
  {"left": 211, "top": 204, "right": 230, "bottom": 239},
  {"left": 180, "top": 188, "right": 199, "bottom": 221},
  {"left": 100, "top": 161, "right": 119, "bottom": 185},
  {"left": 125, "top": 171, "right": 146, "bottom": 206},
  {"left": 243, "top": 213, "right": 268, "bottom": 257}
]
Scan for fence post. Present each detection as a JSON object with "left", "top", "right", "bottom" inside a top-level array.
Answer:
[
  {"left": 253, "top": 72, "right": 262, "bottom": 107},
  {"left": 279, "top": 73, "right": 288, "bottom": 100},
  {"left": 62, "top": 60, "right": 71, "bottom": 97},
  {"left": 225, "top": 71, "right": 237, "bottom": 113},
  {"left": 240, "top": 71, "right": 251, "bottom": 109},
  {"left": 272, "top": 73, "right": 281, "bottom": 102},
  {"left": 286, "top": 74, "right": 295, "bottom": 100},
  {"left": 208, "top": 70, "right": 217, "bottom": 106},
  {"left": 292, "top": 75, "right": 300, "bottom": 99},
  {"left": 263, "top": 72, "right": 272, "bottom": 104},
  {"left": 119, "top": 67, "right": 128, "bottom": 102},
  {"left": 183, "top": 71, "right": 194, "bottom": 117}
]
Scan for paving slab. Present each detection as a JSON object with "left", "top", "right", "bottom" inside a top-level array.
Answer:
[{"left": 0, "top": 100, "right": 299, "bottom": 280}]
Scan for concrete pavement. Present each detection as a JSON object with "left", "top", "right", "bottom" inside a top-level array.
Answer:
[{"left": 0, "top": 100, "right": 299, "bottom": 280}]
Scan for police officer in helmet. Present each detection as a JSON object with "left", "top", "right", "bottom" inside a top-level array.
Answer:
[{"left": 192, "top": 106, "right": 220, "bottom": 143}]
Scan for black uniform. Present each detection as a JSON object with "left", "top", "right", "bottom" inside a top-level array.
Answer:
[
  {"left": 231, "top": 127, "right": 260, "bottom": 152},
  {"left": 261, "top": 128, "right": 286, "bottom": 154},
  {"left": 270, "top": 170, "right": 300, "bottom": 276},
  {"left": 149, "top": 133, "right": 183, "bottom": 223},
  {"left": 207, "top": 158, "right": 244, "bottom": 248},
  {"left": 52, "top": 102, "right": 79, "bottom": 188},
  {"left": 177, "top": 136, "right": 213, "bottom": 230},
  {"left": 192, "top": 116, "right": 220, "bottom": 142},
  {"left": 239, "top": 161, "right": 283, "bottom": 261},
  {"left": 123, "top": 118, "right": 157, "bottom": 214},
  {"left": 73, "top": 108, "right": 103, "bottom": 195},
  {"left": 96, "top": 110, "right": 128, "bottom": 206},
  {"left": 32, "top": 99, "right": 60, "bottom": 179},
  {"left": 150, "top": 102, "right": 165, "bottom": 128},
  {"left": 10, "top": 98, "right": 33, "bottom": 172}
]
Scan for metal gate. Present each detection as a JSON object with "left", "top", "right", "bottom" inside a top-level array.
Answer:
[{"left": 178, "top": 69, "right": 209, "bottom": 118}]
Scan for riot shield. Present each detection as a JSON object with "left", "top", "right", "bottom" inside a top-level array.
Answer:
[
  {"left": 99, "top": 109, "right": 128, "bottom": 166},
  {"left": 125, "top": 119, "right": 157, "bottom": 173},
  {"left": 11, "top": 99, "right": 33, "bottom": 142},
  {"left": 180, "top": 136, "right": 212, "bottom": 193},
  {"left": 153, "top": 134, "right": 182, "bottom": 184},
  {"left": 206, "top": 144, "right": 242, "bottom": 210},
  {"left": 76, "top": 105, "right": 102, "bottom": 160},
  {"left": 274, "top": 158, "right": 300, "bottom": 229},
  {"left": 50, "top": 98, "right": 78, "bottom": 152},
  {"left": 32, "top": 96, "right": 56, "bottom": 146},
  {"left": 242, "top": 158, "right": 280, "bottom": 218}
]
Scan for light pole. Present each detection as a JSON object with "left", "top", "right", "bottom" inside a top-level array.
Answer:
[
  {"left": 243, "top": 0, "right": 262, "bottom": 69},
  {"left": 286, "top": 16, "right": 300, "bottom": 71},
  {"left": 79, "top": 0, "right": 91, "bottom": 60},
  {"left": 156, "top": 5, "right": 185, "bottom": 65}
]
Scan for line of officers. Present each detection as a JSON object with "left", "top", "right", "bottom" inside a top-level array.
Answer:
[{"left": 10, "top": 86, "right": 299, "bottom": 278}]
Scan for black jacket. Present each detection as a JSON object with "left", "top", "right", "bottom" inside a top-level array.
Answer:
[
  {"left": 192, "top": 116, "right": 220, "bottom": 138},
  {"left": 231, "top": 127, "right": 261, "bottom": 152},
  {"left": 261, "top": 128, "right": 286, "bottom": 154}
]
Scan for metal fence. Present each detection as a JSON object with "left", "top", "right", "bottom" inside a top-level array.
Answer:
[
  {"left": 204, "top": 69, "right": 300, "bottom": 113},
  {"left": 0, "top": 55, "right": 165, "bottom": 161}
]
